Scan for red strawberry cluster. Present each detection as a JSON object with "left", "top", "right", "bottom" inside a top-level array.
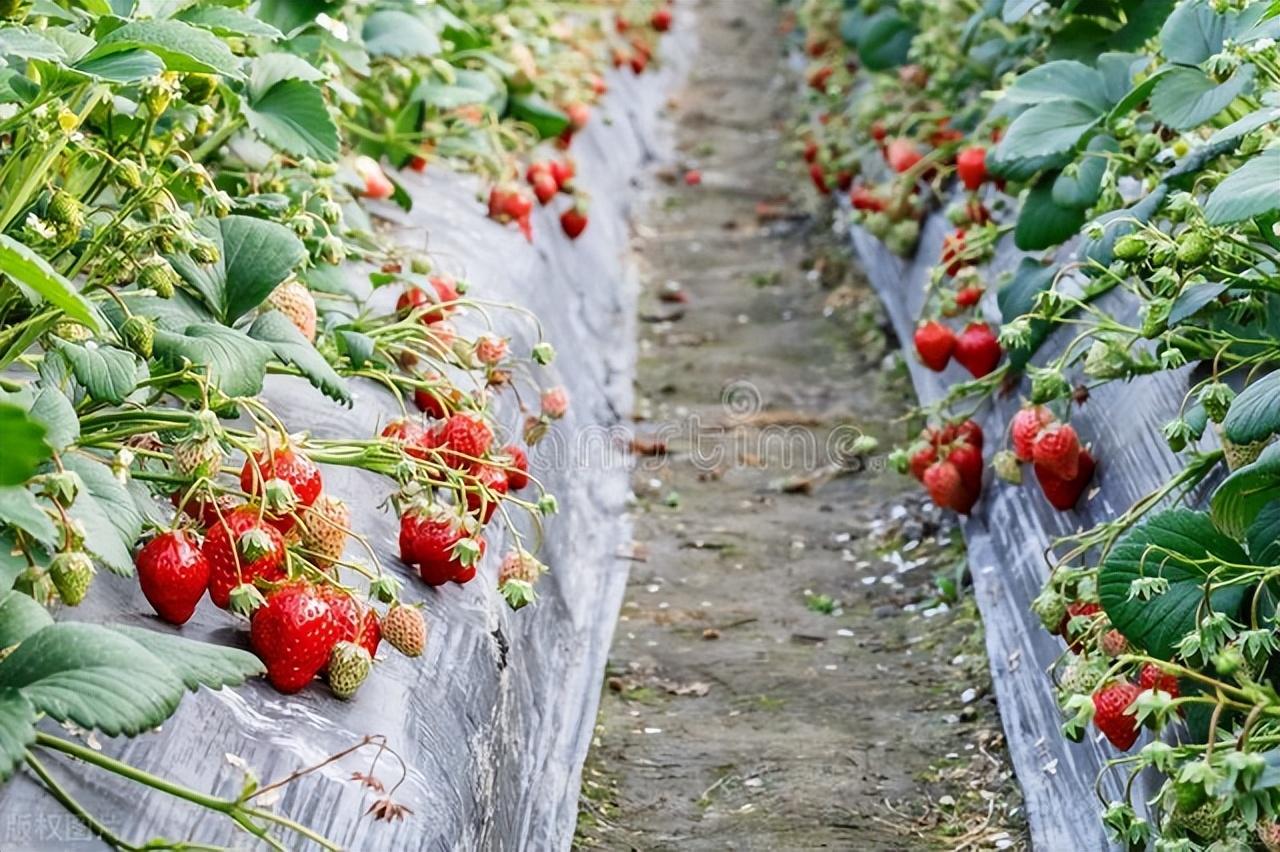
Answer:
[
  {"left": 249, "top": 581, "right": 382, "bottom": 694},
  {"left": 913, "top": 320, "right": 1002, "bottom": 377},
  {"left": 488, "top": 185, "right": 535, "bottom": 242},
  {"left": 908, "top": 420, "right": 985, "bottom": 515},
  {"left": 1009, "top": 406, "right": 1096, "bottom": 511}
]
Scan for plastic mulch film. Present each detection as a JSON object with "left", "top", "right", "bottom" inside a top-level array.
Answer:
[
  {"left": 0, "top": 34, "right": 693, "bottom": 852},
  {"left": 845, "top": 208, "right": 1218, "bottom": 850}
]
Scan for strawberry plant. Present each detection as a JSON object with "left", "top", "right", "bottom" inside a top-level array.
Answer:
[
  {"left": 797, "top": 0, "right": 1280, "bottom": 844},
  {"left": 0, "top": 0, "right": 670, "bottom": 844}
]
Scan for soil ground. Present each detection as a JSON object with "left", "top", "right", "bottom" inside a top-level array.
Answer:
[{"left": 576, "top": 2, "right": 1029, "bottom": 850}]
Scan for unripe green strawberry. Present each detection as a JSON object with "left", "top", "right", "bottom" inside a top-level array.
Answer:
[
  {"left": 327, "top": 640, "right": 371, "bottom": 699},
  {"left": 885, "top": 219, "right": 919, "bottom": 256},
  {"left": 1058, "top": 656, "right": 1106, "bottom": 696},
  {"left": 1175, "top": 231, "right": 1211, "bottom": 266},
  {"left": 121, "top": 315, "right": 155, "bottom": 359},
  {"left": 1112, "top": 234, "right": 1148, "bottom": 261},
  {"left": 1217, "top": 424, "right": 1269, "bottom": 471},
  {"left": 189, "top": 241, "right": 219, "bottom": 264},
  {"left": 115, "top": 159, "right": 144, "bottom": 191},
  {"left": 1032, "top": 587, "right": 1067, "bottom": 633},
  {"left": 1199, "top": 382, "right": 1234, "bottom": 424},
  {"left": 381, "top": 604, "right": 426, "bottom": 657},
  {"left": 51, "top": 320, "right": 92, "bottom": 342},
  {"left": 1030, "top": 369, "right": 1071, "bottom": 404},
  {"left": 182, "top": 72, "right": 219, "bottom": 105},
  {"left": 140, "top": 257, "right": 178, "bottom": 298},
  {"left": 49, "top": 551, "right": 94, "bottom": 606},
  {"left": 1134, "top": 134, "right": 1161, "bottom": 162},
  {"left": 1168, "top": 801, "right": 1223, "bottom": 842},
  {"left": 1140, "top": 300, "right": 1170, "bottom": 339},
  {"left": 173, "top": 435, "right": 224, "bottom": 480},
  {"left": 47, "top": 190, "right": 83, "bottom": 234}
]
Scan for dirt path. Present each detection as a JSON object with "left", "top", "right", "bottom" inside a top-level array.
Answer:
[{"left": 576, "top": 2, "right": 1027, "bottom": 850}]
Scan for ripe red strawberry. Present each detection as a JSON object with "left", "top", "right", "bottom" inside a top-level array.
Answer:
[
  {"left": 802, "top": 139, "right": 819, "bottom": 163},
  {"left": 250, "top": 582, "right": 343, "bottom": 694},
  {"left": 382, "top": 417, "right": 430, "bottom": 451},
  {"left": 808, "top": 65, "right": 833, "bottom": 92},
  {"left": 1011, "top": 405, "right": 1054, "bottom": 462},
  {"left": 549, "top": 159, "right": 575, "bottom": 188},
  {"left": 354, "top": 156, "right": 393, "bottom": 200},
  {"left": 399, "top": 505, "right": 483, "bottom": 585},
  {"left": 956, "top": 146, "right": 987, "bottom": 191},
  {"left": 240, "top": 445, "right": 322, "bottom": 532},
  {"left": 561, "top": 206, "right": 589, "bottom": 239},
  {"left": 870, "top": 121, "right": 887, "bottom": 142},
  {"left": 451, "top": 536, "right": 486, "bottom": 585},
  {"left": 1059, "top": 599, "right": 1101, "bottom": 641},
  {"left": 808, "top": 163, "right": 829, "bottom": 194},
  {"left": 941, "top": 229, "right": 967, "bottom": 276},
  {"left": 1036, "top": 448, "right": 1096, "bottom": 511},
  {"left": 321, "top": 587, "right": 381, "bottom": 661},
  {"left": 1092, "top": 681, "right": 1142, "bottom": 750},
  {"left": 397, "top": 276, "right": 459, "bottom": 325},
  {"left": 1033, "top": 423, "right": 1081, "bottom": 480},
  {"left": 850, "top": 185, "right": 884, "bottom": 211},
  {"left": 531, "top": 169, "right": 558, "bottom": 204},
  {"left": 436, "top": 412, "right": 493, "bottom": 469},
  {"left": 953, "top": 322, "right": 1002, "bottom": 377},
  {"left": 835, "top": 170, "right": 854, "bottom": 192},
  {"left": 205, "top": 507, "right": 287, "bottom": 609},
  {"left": 565, "top": 102, "right": 590, "bottom": 131},
  {"left": 914, "top": 321, "right": 955, "bottom": 371},
  {"left": 170, "top": 489, "right": 237, "bottom": 531},
  {"left": 136, "top": 530, "right": 210, "bottom": 625},
  {"left": 413, "top": 385, "right": 450, "bottom": 419},
  {"left": 499, "top": 444, "right": 530, "bottom": 490},
  {"left": 1139, "top": 663, "right": 1179, "bottom": 698},
  {"left": 885, "top": 138, "right": 922, "bottom": 173},
  {"left": 923, "top": 460, "right": 966, "bottom": 512},
  {"left": 465, "top": 464, "right": 510, "bottom": 524},
  {"left": 409, "top": 154, "right": 428, "bottom": 173},
  {"left": 954, "top": 285, "right": 984, "bottom": 308},
  {"left": 629, "top": 52, "right": 648, "bottom": 74},
  {"left": 650, "top": 5, "right": 672, "bottom": 31},
  {"left": 684, "top": 170, "right": 702, "bottom": 186},
  {"left": 908, "top": 442, "right": 937, "bottom": 482},
  {"left": 957, "top": 419, "right": 983, "bottom": 450},
  {"left": 947, "top": 442, "right": 984, "bottom": 496}
]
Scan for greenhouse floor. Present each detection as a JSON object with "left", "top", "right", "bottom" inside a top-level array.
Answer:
[{"left": 577, "top": 2, "right": 1026, "bottom": 848}]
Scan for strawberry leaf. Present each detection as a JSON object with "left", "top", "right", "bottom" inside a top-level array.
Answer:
[
  {"left": 1211, "top": 443, "right": 1280, "bottom": 540},
  {"left": 1225, "top": 372, "right": 1280, "bottom": 445},
  {"left": 0, "top": 403, "right": 50, "bottom": 487},
  {"left": 107, "top": 625, "right": 263, "bottom": 691},
  {"left": 0, "top": 486, "right": 57, "bottom": 548},
  {"left": 1098, "top": 509, "right": 1248, "bottom": 660},
  {"left": 0, "top": 590, "right": 53, "bottom": 650},
  {"left": 1247, "top": 501, "right": 1280, "bottom": 567},
  {"left": 152, "top": 323, "right": 272, "bottom": 398},
  {"left": 248, "top": 310, "right": 351, "bottom": 404},
  {"left": 0, "top": 623, "right": 185, "bottom": 737},
  {"left": 62, "top": 454, "right": 144, "bottom": 576},
  {"left": 0, "top": 687, "right": 35, "bottom": 781},
  {"left": 51, "top": 339, "right": 141, "bottom": 405}
]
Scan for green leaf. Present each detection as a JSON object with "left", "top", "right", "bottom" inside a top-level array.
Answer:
[
  {"left": 1002, "top": 0, "right": 1038, "bottom": 23},
  {"left": 248, "top": 310, "right": 350, "bottom": 404},
  {"left": 997, "top": 258, "right": 1058, "bottom": 370},
  {"left": 1211, "top": 443, "right": 1280, "bottom": 539},
  {"left": 1051, "top": 135, "right": 1116, "bottom": 208},
  {"left": 1208, "top": 104, "right": 1280, "bottom": 145},
  {"left": 248, "top": 52, "right": 325, "bottom": 99},
  {"left": 28, "top": 387, "right": 78, "bottom": 451},
  {"left": 0, "top": 26, "right": 67, "bottom": 60},
  {"left": 0, "top": 531, "right": 27, "bottom": 592},
  {"left": 336, "top": 329, "right": 375, "bottom": 368},
  {"left": 0, "top": 687, "right": 35, "bottom": 781},
  {"left": 1168, "top": 282, "right": 1228, "bottom": 325},
  {"left": 0, "top": 235, "right": 100, "bottom": 332},
  {"left": 108, "top": 626, "right": 263, "bottom": 691},
  {"left": 1205, "top": 148, "right": 1280, "bottom": 225},
  {"left": 168, "top": 215, "right": 307, "bottom": 323},
  {"left": 1108, "top": 0, "right": 1179, "bottom": 50},
  {"left": 507, "top": 93, "right": 569, "bottom": 140},
  {"left": 71, "top": 49, "right": 166, "bottom": 83},
  {"left": 61, "top": 454, "right": 144, "bottom": 576},
  {"left": 0, "top": 404, "right": 49, "bottom": 487},
  {"left": 1150, "top": 65, "right": 1254, "bottom": 131},
  {"left": 1002, "top": 60, "right": 1111, "bottom": 112},
  {"left": 1015, "top": 178, "right": 1089, "bottom": 250},
  {"left": 996, "top": 99, "right": 1101, "bottom": 162},
  {"left": 52, "top": 340, "right": 139, "bottom": 404},
  {"left": 301, "top": 263, "right": 354, "bottom": 297},
  {"left": 0, "top": 590, "right": 53, "bottom": 649},
  {"left": 244, "top": 78, "right": 340, "bottom": 162},
  {"left": 90, "top": 19, "right": 242, "bottom": 78},
  {"left": 1099, "top": 509, "right": 1248, "bottom": 659},
  {"left": 1224, "top": 372, "right": 1280, "bottom": 445},
  {"left": 856, "top": 10, "right": 916, "bottom": 71},
  {"left": 0, "top": 486, "right": 55, "bottom": 548},
  {"left": 1247, "top": 501, "right": 1280, "bottom": 566},
  {"left": 176, "top": 5, "right": 283, "bottom": 40},
  {"left": 362, "top": 9, "right": 441, "bottom": 59},
  {"left": 0, "top": 623, "right": 184, "bottom": 736},
  {"left": 1160, "top": 0, "right": 1231, "bottom": 65},
  {"left": 413, "top": 68, "right": 504, "bottom": 111},
  {"left": 153, "top": 323, "right": 271, "bottom": 398}
]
